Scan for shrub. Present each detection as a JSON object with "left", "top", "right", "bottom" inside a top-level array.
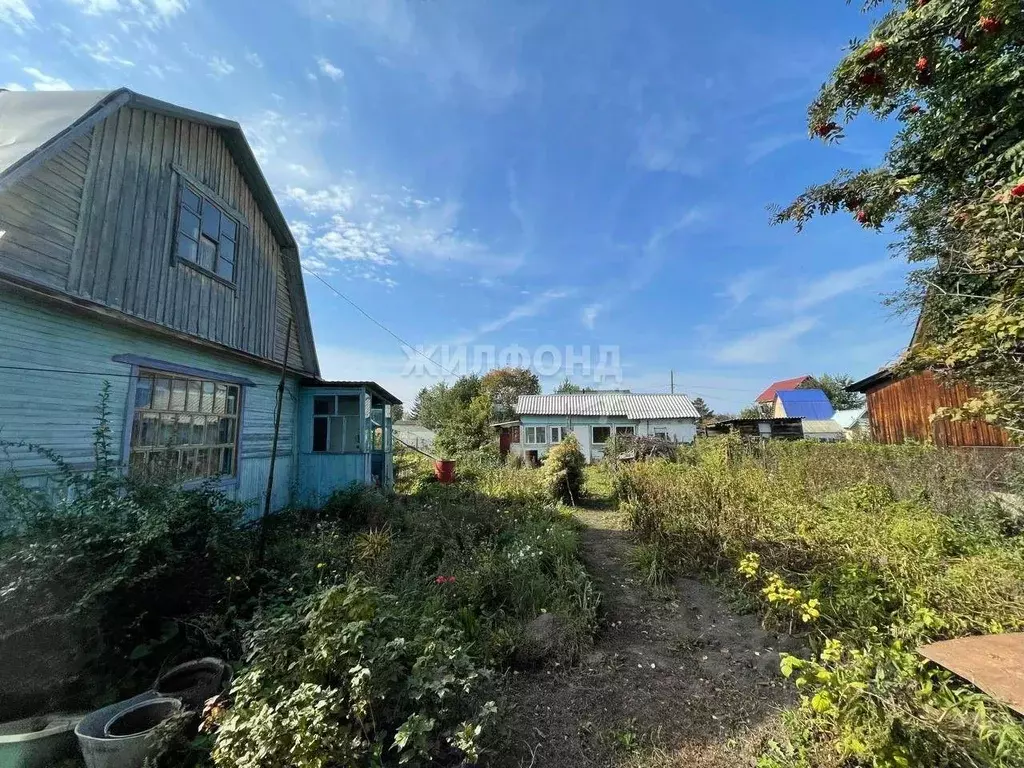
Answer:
[
  {"left": 618, "top": 438, "right": 1024, "bottom": 767},
  {"left": 212, "top": 576, "right": 496, "bottom": 767},
  {"left": 543, "top": 433, "right": 585, "bottom": 505}
]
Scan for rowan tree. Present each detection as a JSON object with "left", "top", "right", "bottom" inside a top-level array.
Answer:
[{"left": 775, "top": 0, "right": 1024, "bottom": 438}]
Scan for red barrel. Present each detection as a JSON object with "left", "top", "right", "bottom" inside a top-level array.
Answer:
[{"left": 434, "top": 460, "right": 456, "bottom": 483}]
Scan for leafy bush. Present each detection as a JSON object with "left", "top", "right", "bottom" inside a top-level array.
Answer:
[
  {"left": 0, "top": 387, "right": 247, "bottom": 719},
  {"left": 212, "top": 576, "right": 496, "bottom": 767},
  {"left": 617, "top": 438, "right": 1024, "bottom": 767},
  {"left": 543, "top": 433, "right": 585, "bottom": 505}
]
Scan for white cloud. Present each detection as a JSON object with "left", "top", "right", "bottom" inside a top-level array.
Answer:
[
  {"left": 633, "top": 113, "right": 702, "bottom": 175},
  {"left": 746, "top": 132, "right": 805, "bottom": 165},
  {"left": 22, "top": 67, "right": 73, "bottom": 91},
  {"left": 245, "top": 51, "right": 263, "bottom": 68},
  {"left": 313, "top": 214, "right": 394, "bottom": 265},
  {"left": 67, "top": 0, "right": 188, "bottom": 23},
  {"left": 454, "top": 289, "right": 571, "bottom": 345},
  {"left": 786, "top": 260, "right": 900, "bottom": 313},
  {"left": 285, "top": 184, "right": 356, "bottom": 215},
  {"left": 2, "top": 82, "right": 27, "bottom": 91},
  {"left": 714, "top": 317, "right": 818, "bottom": 365},
  {"left": 207, "top": 56, "right": 234, "bottom": 77},
  {"left": 719, "top": 268, "right": 772, "bottom": 306},
  {"left": 0, "top": 0, "right": 34, "bottom": 33},
  {"left": 581, "top": 303, "right": 602, "bottom": 330},
  {"left": 77, "top": 39, "right": 136, "bottom": 67},
  {"left": 316, "top": 56, "right": 344, "bottom": 81}
]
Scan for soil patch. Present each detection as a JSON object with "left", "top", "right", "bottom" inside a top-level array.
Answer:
[{"left": 487, "top": 506, "right": 796, "bottom": 768}]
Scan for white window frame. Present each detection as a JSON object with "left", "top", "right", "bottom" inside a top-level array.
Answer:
[
  {"left": 312, "top": 394, "right": 363, "bottom": 454},
  {"left": 524, "top": 426, "right": 547, "bottom": 444},
  {"left": 550, "top": 426, "right": 566, "bottom": 443},
  {"left": 653, "top": 428, "right": 669, "bottom": 440},
  {"left": 615, "top": 425, "right": 636, "bottom": 437},
  {"left": 592, "top": 425, "right": 612, "bottom": 444},
  {"left": 129, "top": 369, "right": 240, "bottom": 481}
]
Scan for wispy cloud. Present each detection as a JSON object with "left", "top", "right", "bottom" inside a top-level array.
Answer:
[
  {"left": 454, "top": 289, "right": 571, "bottom": 345},
  {"left": 746, "top": 132, "right": 805, "bottom": 165},
  {"left": 284, "top": 185, "right": 356, "bottom": 214},
  {"left": 632, "top": 113, "right": 702, "bottom": 175},
  {"left": 245, "top": 51, "right": 263, "bottom": 68},
  {"left": 22, "top": 67, "right": 73, "bottom": 91},
  {"left": 785, "top": 260, "right": 900, "bottom": 313},
  {"left": 67, "top": 0, "right": 188, "bottom": 26},
  {"left": 207, "top": 56, "right": 234, "bottom": 77},
  {"left": 719, "top": 268, "right": 772, "bottom": 306},
  {"left": 316, "top": 56, "right": 344, "bottom": 81},
  {"left": 581, "top": 303, "right": 602, "bottom": 330},
  {"left": 0, "top": 0, "right": 34, "bottom": 33},
  {"left": 714, "top": 317, "right": 818, "bottom": 365},
  {"left": 76, "top": 38, "right": 136, "bottom": 68}
]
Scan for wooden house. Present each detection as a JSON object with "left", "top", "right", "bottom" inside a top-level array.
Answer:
[
  {"left": 847, "top": 369, "right": 1010, "bottom": 447},
  {"left": 0, "top": 88, "right": 399, "bottom": 510}
]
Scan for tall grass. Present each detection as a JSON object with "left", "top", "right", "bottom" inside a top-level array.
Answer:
[{"left": 615, "top": 438, "right": 1024, "bottom": 768}]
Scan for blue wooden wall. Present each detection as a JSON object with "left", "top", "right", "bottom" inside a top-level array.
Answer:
[
  {"left": 296, "top": 386, "right": 371, "bottom": 507},
  {"left": 0, "top": 287, "right": 298, "bottom": 514}
]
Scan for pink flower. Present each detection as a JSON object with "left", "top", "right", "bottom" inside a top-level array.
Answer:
[{"left": 435, "top": 575, "right": 457, "bottom": 585}]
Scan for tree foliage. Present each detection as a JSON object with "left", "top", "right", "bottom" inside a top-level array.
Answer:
[
  {"left": 542, "top": 433, "right": 586, "bottom": 505},
  {"left": 691, "top": 397, "right": 714, "bottom": 421},
  {"left": 410, "top": 375, "right": 483, "bottom": 430},
  {"left": 553, "top": 378, "right": 584, "bottom": 394},
  {"left": 775, "top": 0, "right": 1024, "bottom": 439},
  {"left": 480, "top": 367, "right": 540, "bottom": 421}
]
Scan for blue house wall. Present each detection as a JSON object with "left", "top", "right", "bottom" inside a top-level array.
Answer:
[{"left": 1, "top": 288, "right": 299, "bottom": 514}]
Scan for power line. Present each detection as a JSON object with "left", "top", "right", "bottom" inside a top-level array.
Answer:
[{"left": 302, "top": 267, "right": 460, "bottom": 378}]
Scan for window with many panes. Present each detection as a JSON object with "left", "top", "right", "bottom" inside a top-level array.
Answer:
[
  {"left": 524, "top": 426, "right": 546, "bottom": 444},
  {"left": 176, "top": 183, "right": 238, "bottom": 282},
  {"left": 129, "top": 370, "right": 240, "bottom": 481},
  {"left": 312, "top": 395, "right": 362, "bottom": 453}
]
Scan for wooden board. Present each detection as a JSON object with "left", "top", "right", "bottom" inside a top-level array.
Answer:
[{"left": 919, "top": 634, "right": 1024, "bottom": 716}]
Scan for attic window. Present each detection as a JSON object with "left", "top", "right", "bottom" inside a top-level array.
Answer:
[{"left": 176, "top": 183, "right": 237, "bottom": 283}]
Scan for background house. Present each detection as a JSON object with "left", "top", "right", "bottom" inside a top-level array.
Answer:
[
  {"left": 833, "top": 407, "right": 870, "bottom": 440},
  {"left": 0, "top": 88, "right": 396, "bottom": 510},
  {"left": 755, "top": 375, "right": 812, "bottom": 414},
  {"left": 509, "top": 393, "right": 699, "bottom": 463},
  {"left": 705, "top": 417, "right": 804, "bottom": 440},
  {"left": 847, "top": 369, "right": 1010, "bottom": 447},
  {"left": 772, "top": 389, "right": 835, "bottom": 419}
]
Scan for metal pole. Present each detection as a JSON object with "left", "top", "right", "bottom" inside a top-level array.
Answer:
[
  {"left": 257, "top": 317, "right": 292, "bottom": 567},
  {"left": 670, "top": 370, "right": 674, "bottom": 394}
]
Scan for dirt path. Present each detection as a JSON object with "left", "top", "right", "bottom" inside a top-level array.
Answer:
[{"left": 489, "top": 505, "right": 796, "bottom": 768}]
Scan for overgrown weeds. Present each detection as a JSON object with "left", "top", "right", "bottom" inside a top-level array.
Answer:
[{"left": 615, "top": 437, "right": 1024, "bottom": 768}]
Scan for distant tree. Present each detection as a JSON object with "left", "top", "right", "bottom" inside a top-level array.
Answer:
[
  {"left": 800, "top": 373, "right": 865, "bottom": 411},
  {"left": 410, "top": 375, "right": 482, "bottom": 430},
  {"left": 481, "top": 367, "right": 540, "bottom": 421},
  {"left": 691, "top": 397, "right": 714, "bottom": 421},
  {"left": 433, "top": 392, "right": 494, "bottom": 458},
  {"left": 738, "top": 405, "right": 762, "bottom": 420},
  {"left": 554, "top": 378, "right": 584, "bottom": 394},
  {"left": 391, "top": 403, "right": 404, "bottom": 422}
]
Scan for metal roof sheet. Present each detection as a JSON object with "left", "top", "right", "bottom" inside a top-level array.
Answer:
[
  {"left": 801, "top": 419, "right": 844, "bottom": 435},
  {"left": 516, "top": 393, "right": 700, "bottom": 420},
  {"left": 832, "top": 408, "right": 867, "bottom": 430},
  {"left": 755, "top": 375, "right": 812, "bottom": 403},
  {"left": 776, "top": 389, "right": 835, "bottom": 419}
]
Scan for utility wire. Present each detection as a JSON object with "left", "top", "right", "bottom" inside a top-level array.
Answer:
[{"left": 302, "top": 267, "right": 460, "bottom": 378}]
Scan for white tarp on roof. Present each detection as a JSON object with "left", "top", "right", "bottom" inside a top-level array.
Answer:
[
  {"left": 0, "top": 89, "right": 113, "bottom": 177},
  {"left": 516, "top": 393, "right": 700, "bottom": 420}
]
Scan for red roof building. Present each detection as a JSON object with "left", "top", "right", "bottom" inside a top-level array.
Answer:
[{"left": 755, "top": 375, "right": 812, "bottom": 404}]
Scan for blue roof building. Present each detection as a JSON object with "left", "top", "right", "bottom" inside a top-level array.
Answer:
[{"left": 773, "top": 389, "right": 835, "bottom": 420}]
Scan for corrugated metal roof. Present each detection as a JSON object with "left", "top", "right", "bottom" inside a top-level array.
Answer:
[
  {"left": 755, "top": 375, "right": 812, "bottom": 403},
  {"left": 832, "top": 408, "right": 867, "bottom": 430},
  {"left": 801, "top": 419, "right": 844, "bottom": 435},
  {"left": 776, "top": 389, "right": 834, "bottom": 419},
  {"left": 516, "top": 393, "right": 700, "bottom": 420}
]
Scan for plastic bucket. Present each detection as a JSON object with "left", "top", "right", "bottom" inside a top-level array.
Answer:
[
  {"left": 434, "top": 460, "right": 456, "bottom": 483},
  {"left": 0, "top": 713, "right": 83, "bottom": 768},
  {"left": 75, "top": 693, "right": 178, "bottom": 768},
  {"left": 155, "top": 658, "right": 231, "bottom": 711}
]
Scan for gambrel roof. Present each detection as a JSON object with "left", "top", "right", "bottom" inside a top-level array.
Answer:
[{"left": 0, "top": 87, "right": 319, "bottom": 377}]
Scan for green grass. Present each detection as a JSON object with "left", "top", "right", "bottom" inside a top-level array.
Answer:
[{"left": 614, "top": 438, "right": 1024, "bottom": 768}]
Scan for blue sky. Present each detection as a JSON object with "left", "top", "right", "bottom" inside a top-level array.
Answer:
[{"left": 0, "top": 0, "right": 914, "bottom": 412}]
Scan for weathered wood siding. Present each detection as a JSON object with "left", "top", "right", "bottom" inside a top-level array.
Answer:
[
  {"left": 37, "top": 105, "right": 310, "bottom": 372},
  {"left": 0, "top": 286, "right": 298, "bottom": 513},
  {"left": 0, "top": 134, "right": 91, "bottom": 291},
  {"left": 866, "top": 371, "right": 1011, "bottom": 447}
]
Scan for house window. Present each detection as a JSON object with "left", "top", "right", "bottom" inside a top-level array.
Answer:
[
  {"left": 312, "top": 395, "right": 361, "bottom": 453},
  {"left": 129, "top": 370, "right": 239, "bottom": 481},
  {"left": 592, "top": 426, "right": 611, "bottom": 444},
  {"left": 653, "top": 428, "right": 669, "bottom": 440},
  {"left": 550, "top": 426, "right": 566, "bottom": 443},
  {"left": 176, "top": 183, "right": 238, "bottom": 282},
  {"left": 615, "top": 426, "right": 635, "bottom": 436},
  {"left": 524, "top": 426, "right": 546, "bottom": 444}
]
